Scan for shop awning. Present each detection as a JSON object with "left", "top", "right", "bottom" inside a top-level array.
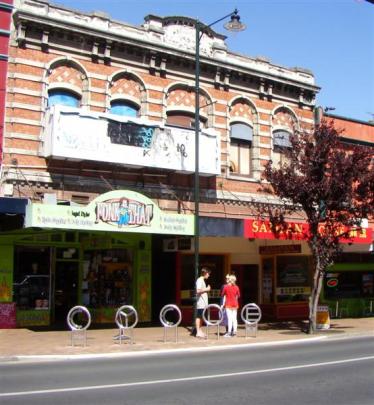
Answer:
[
  {"left": 0, "top": 197, "right": 28, "bottom": 214},
  {"left": 200, "top": 217, "right": 243, "bottom": 237}
]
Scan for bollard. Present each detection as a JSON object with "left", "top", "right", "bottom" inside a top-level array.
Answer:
[
  {"left": 159, "top": 304, "right": 182, "bottom": 343},
  {"left": 114, "top": 305, "right": 138, "bottom": 344},
  {"left": 240, "top": 303, "right": 262, "bottom": 338},
  {"left": 202, "top": 304, "right": 223, "bottom": 340},
  {"left": 67, "top": 305, "right": 91, "bottom": 347}
]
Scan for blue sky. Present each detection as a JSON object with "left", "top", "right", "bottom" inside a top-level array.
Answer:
[{"left": 52, "top": 0, "right": 373, "bottom": 122}]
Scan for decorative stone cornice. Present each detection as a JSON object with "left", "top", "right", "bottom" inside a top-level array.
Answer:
[{"left": 14, "top": 0, "right": 320, "bottom": 99}]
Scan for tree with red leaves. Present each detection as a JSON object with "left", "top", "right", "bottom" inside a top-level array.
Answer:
[{"left": 262, "top": 120, "right": 374, "bottom": 333}]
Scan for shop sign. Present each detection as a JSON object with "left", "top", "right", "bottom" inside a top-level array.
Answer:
[
  {"left": 25, "top": 190, "right": 194, "bottom": 236},
  {"left": 244, "top": 219, "right": 372, "bottom": 244},
  {"left": 316, "top": 305, "right": 330, "bottom": 330},
  {"left": 0, "top": 303, "right": 16, "bottom": 328},
  {"left": 326, "top": 278, "right": 339, "bottom": 288},
  {"left": 259, "top": 244, "right": 301, "bottom": 255}
]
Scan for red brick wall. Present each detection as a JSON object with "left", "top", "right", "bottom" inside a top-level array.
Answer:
[
  {"left": 327, "top": 117, "right": 374, "bottom": 143},
  {"left": 0, "top": 0, "right": 13, "bottom": 167}
]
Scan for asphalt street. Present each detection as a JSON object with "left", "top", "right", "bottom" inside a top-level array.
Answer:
[{"left": 0, "top": 335, "right": 373, "bottom": 405}]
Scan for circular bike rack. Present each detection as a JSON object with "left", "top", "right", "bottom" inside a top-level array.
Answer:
[
  {"left": 159, "top": 304, "right": 182, "bottom": 343},
  {"left": 66, "top": 305, "right": 91, "bottom": 347},
  {"left": 202, "top": 304, "right": 223, "bottom": 340},
  {"left": 241, "top": 303, "right": 262, "bottom": 338},
  {"left": 114, "top": 305, "right": 138, "bottom": 344}
]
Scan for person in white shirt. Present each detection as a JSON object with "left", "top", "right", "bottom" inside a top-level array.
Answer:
[{"left": 195, "top": 267, "right": 211, "bottom": 338}]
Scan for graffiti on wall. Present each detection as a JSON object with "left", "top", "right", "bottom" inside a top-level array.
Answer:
[{"left": 108, "top": 120, "right": 155, "bottom": 148}]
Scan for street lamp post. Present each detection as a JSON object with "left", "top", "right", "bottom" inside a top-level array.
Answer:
[{"left": 193, "top": 10, "right": 246, "bottom": 330}]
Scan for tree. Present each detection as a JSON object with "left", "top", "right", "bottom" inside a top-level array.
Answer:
[{"left": 261, "top": 120, "right": 374, "bottom": 333}]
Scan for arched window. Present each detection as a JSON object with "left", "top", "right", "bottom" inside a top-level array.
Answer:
[
  {"left": 166, "top": 111, "right": 207, "bottom": 129},
  {"left": 229, "top": 122, "right": 253, "bottom": 176},
  {"left": 273, "top": 130, "right": 292, "bottom": 150},
  {"left": 272, "top": 129, "right": 292, "bottom": 167},
  {"left": 109, "top": 100, "right": 139, "bottom": 118},
  {"left": 48, "top": 89, "right": 80, "bottom": 108}
]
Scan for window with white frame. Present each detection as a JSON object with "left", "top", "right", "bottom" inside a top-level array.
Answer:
[{"left": 229, "top": 122, "right": 253, "bottom": 176}]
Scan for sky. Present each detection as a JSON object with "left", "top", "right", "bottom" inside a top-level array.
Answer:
[{"left": 50, "top": 0, "right": 374, "bottom": 123}]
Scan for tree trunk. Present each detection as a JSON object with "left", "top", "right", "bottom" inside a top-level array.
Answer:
[{"left": 308, "top": 259, "right": 324, "bottom": 334}]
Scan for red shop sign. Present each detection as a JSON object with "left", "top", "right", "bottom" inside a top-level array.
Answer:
[{"left": 244, "top": 219, "right": 372, "bottom": 244}]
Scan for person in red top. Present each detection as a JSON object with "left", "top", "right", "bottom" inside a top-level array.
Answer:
[{"left": 221, "top": 274, "right": 240, "bottom": 337}]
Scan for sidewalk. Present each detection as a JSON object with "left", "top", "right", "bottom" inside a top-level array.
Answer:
[{"left": 1, "top": 317, "right": 373, "bottom": 361}]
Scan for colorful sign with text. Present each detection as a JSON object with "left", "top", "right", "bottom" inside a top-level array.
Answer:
[{"left": 25, "top": 190, "right": 194, "bottom": 236}]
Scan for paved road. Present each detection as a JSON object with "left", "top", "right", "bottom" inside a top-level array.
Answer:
[{"left": 0, "top": 336, "right": 373, "bottom": 404}]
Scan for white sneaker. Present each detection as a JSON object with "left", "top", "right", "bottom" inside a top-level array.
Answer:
[
  {"left": 196, "top": 331, "right": 206, "bottom": 338},
  {"left": 223, "top": 333, "right": 232, "bottom": 338}
]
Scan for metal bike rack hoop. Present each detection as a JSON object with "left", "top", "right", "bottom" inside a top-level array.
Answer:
[
  {"left": 159, "top": 304, "right": 182, "bottom": 343},
  {"left": 115, "top": 305, "right": 138, "bottom": 329},
  {"left": 114, "top": 305, "right": 138, "bottom": 345},
  {"left": 202, "top": 304, "right": 223, "bottom": 340},
  {"left": 67, "top": 305, "right": 91, "bottom": 347},
  {"left": 67, "top": 305, "right": 91, "bottom": 331},
  {"left": 159, "top": 304, "right": 182, "bottom": 328},
  {"left": 241, "top": 303, "right": 262, "bottom": 338},
  {"left": 241, "top": 303, "right": 262, "bottom": 325},
  {"left": 202, "top": 304, "right": 223, "bottom": 326}
]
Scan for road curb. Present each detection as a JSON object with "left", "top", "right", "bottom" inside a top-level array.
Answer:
[{"left": 1, "top": 336, "right": 328, "bottom": 364}]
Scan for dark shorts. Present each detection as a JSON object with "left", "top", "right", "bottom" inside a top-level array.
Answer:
[{"left": 197, "top": 308, "right": 204, "bottom": 318}]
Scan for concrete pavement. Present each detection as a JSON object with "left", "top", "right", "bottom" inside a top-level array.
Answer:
[{"left": 1, "top": 317, "right": 373, "bottom": 361}]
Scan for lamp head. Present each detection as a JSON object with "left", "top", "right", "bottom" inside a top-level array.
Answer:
[{"left": 224, "top": 9, "right": 246, "bottom": 32}]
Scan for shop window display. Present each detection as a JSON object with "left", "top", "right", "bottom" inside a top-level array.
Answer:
[
  {"left": 276, "top": 256, "right": 311, "bottom": 303},
  {"left": 83, "top": 249, "right": 133, "bottom": 308},
  {"left": 324, "top": 271, "right": 374, "bottom": 299},
  {"left": 13, "top": 247, "right": 51, "bottom": 310},
  {"left": 262, "top": 258, "right": 274, "bottom": 304}
]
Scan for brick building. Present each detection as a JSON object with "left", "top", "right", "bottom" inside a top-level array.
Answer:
[{"left": 0, "top": 0, "right": 372, "bottom": 327}]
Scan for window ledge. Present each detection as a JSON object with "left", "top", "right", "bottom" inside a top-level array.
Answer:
[{"left": 228, "top": 174, "right": 259, "bottom": 183}]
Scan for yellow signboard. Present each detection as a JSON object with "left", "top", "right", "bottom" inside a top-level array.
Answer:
[{"left": 316, "top": 305, "right": 330, "bottom": 329}]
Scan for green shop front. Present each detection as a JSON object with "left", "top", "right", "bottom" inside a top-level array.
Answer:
[
  {"left": 321, "top": 252, "right": 374, "bottom": 318},
  {"left": 0, "top": 190, "right": 193, "bottom": 328}
]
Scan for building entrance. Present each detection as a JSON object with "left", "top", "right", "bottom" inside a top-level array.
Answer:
[
  {"left": 52, "top": 248, "right": 79, "bottom": 323},
  {"left": 53, "top": 260, "right": 79, "bottom": 324},
  {"left": 231, "top": 264, "right": 259, "bottom": 305}
]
